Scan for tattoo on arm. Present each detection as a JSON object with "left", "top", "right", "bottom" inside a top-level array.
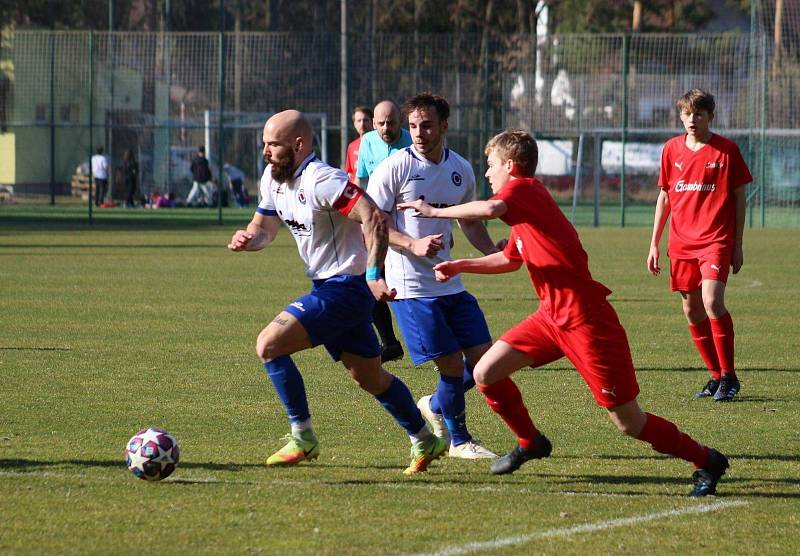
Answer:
[{"left": 272, "top": 316, "right": 289, "bottom": 326}]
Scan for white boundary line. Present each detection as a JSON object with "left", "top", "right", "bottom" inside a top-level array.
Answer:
[{"left": 412, "top": 499, "right": 749, "bottom": 556}]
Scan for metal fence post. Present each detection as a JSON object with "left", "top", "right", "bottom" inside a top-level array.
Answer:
[
  {"left": 49, "top": 28, "right": 55, "bottom": 205},
  {"left": 759, "top": 32, "right": 767, "bottom": 228},
  {"left": 217, "top": 28, "right": 226, "bottom": 224},
  {"left": 480, "top": 37, "right": 490, "bottom": 199},
  {"left": 747, "top": 0, "right": 757, "bottom": 228},
  {"left": 620, "top": 34, "right": 629, "bottom": 228},
  {"left": 88, "top": 31, "right": 94, "bottom": 224}
]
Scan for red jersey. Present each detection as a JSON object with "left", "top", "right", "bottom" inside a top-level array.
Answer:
[
  {"left": 492, "top": 177, "right": 611, "bottom": 328},
  {"left": 345, "top": 137, "right": 362, "bottom": 182},
  {"left": 658, "top": 133, "right": 752, "bottom": 259}
]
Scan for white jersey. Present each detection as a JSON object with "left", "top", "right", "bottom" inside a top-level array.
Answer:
[
  {"left": 367, "top": 146, "right": 476, "bottom": 298},
  {"left": 91, "top": 154, "right": 109, "bottom": 179},
  {"left": 258, "top": 154, "right": 367, "bottom": 280}
]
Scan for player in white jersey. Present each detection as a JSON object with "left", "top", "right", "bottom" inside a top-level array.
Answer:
[
  {"left": 367, "top": 93, "right": 501, "bottom": 459},
  {"left": 228, "top": 110, "right": 446, "bottom": 475}
]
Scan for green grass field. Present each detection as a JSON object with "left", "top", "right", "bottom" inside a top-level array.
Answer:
[{"left": 1, "top": 211, "right": 799, "bottom": 555}]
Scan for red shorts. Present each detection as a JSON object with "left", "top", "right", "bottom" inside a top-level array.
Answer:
[
  {"left": 669, "top": 252, "right": 731, "bottom": 292},
  {"left": 500, "top": 302, "right": 639, "bottom": 409}
]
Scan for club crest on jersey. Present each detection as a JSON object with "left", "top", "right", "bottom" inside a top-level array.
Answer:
[
  {"left": 342, "top": 183, "right": 359, "bottom": 199},
  {"left": 298, "top": 188, "right": 306, "bottom": 204},
  {"left": 451, "top": 172, "right": 462, "bottom": 186}
]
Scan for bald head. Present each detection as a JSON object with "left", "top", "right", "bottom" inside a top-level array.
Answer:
[
  {"left": 264, "top": 110, "right": 313, "bottom": 154},
  {"left": 262, "top": 110, "right": 314, "bottom": 181},
  {"left": 372, "top": 100, "right": 402, "bottom": 145}
]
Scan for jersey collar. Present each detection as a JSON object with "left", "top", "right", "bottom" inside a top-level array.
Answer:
[
  {"left": 407, "top": 145, "right": 449, "bottom": 164},
  {"left": 292, "top": 153, "right": 317, "bottom": 179}
]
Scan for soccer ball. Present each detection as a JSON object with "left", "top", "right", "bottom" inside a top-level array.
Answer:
[{"left": 124, "top": 427, "right": 180, "bottom": 481}]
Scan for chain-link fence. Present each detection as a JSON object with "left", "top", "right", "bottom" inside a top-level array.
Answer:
[{"left": 1, "top": 3, "right": 798, "bottom": 226}]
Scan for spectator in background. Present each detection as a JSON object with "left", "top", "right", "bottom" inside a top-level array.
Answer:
[
  {"left": 148, "top": 189, "right": 163, "bottom": 209},
  {"left": 121, "top": 149, "right": 140, "bottom": 208},
  {"left": 224, "top": 163, "right": 248, "bottom": 208},
  {"left": 344, "top": 105, "right": 373, "bottom": 182},
  {"left": 187, "top": 145, "right": 213, "bottom": 207},
  {"left": 91, "top": 146, "right": 110, "bottom": 207}
]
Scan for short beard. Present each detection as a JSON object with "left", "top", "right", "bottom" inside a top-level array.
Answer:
[{"left": 269, "top": 152, "right": 296, "bottom": 182}]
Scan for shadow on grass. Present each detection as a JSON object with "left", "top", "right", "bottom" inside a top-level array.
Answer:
[
  {"left": 522, "top": 366, "right": 800, "bottom": 373},
  {"left": 0, "top": 207, "right": 253, "bottom": 231},
  {"left": 0, "top": 347, "right": 72, "bottom": 351},
  {"left": 0, "top": 458, "right": 263, "bottom": 472},
  {"left": 0, "top": 243, "right": 299, "bottom": 252}
]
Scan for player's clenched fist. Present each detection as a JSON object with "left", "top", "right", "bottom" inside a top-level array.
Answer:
[
  {"left": 410, "top": 233, "right": 444, "bottom": 257},
  {"left": 433, "top": 260, "right": 459, "bottom": 282},
  {"left": 228, "top": 230, "right": 254, "bottom": 251}
]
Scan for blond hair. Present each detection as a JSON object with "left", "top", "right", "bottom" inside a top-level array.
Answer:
[{"left": 485, "top": 130, "right": 538, "bottom": 176}]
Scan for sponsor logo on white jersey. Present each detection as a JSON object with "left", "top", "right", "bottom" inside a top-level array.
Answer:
[{"left": 674, "top": 179, "right": 716, "bottom": 193}]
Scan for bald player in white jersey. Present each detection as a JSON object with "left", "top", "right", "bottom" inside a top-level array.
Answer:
[
  {"left": 228, "top": 110, "right": 446, "bottom": 475},
  {"left": 367, "top": 93, "right": 501, "bottom": 459}
]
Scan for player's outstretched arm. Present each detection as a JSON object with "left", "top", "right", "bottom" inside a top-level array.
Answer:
[
  {"left": 647, "top": 189, "right": 670, "bottom": 276},
  {"left": 434, "top": 251, "right": 521, "bottom": 282},
  {"left": 732, "top": 186, "right": 746, "bottom": 274},
  {"left": 397, "top": 199, "right": 507, "bottom": 220},
  {"left": 228, "top": 212, "right": 280, "bottom": 252}
]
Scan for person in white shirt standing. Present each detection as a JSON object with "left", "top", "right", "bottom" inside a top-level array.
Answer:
[
  {"left": 91, "top": 146, "right": 110, "bottom": 207},
  {"left": 227, "top": 110, "right": 447, "bottom": 475},
  {"left": 367, "top": 92, "right": 501, "bottom": 459}
]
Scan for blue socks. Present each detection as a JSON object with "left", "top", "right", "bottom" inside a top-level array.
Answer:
[
  {"left": 264, "top": 355, "right": 310, "bottom": 424},
  {"left": 436, "top": 374, "right": 471, "bottom": 445},
  {"left": 375, "top": 376, "right": 426, "bottom": 436},
  {"left": 430, "top": 358, "right": 475, "bottom": 413}
]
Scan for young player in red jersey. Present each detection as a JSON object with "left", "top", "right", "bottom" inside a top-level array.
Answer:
[
  {"left": 398, "top": 130, "right": 729, "bottom": 496},
  {"left": 648, "top": 89, "right": 752, "bottom": 402}
]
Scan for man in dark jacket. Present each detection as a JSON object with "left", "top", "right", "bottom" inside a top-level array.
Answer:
[{"left": 187, "top": 145, "right": 213, "bottom": 206}]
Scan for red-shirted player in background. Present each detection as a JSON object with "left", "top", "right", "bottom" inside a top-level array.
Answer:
[
  {"left": 648, "top": 89, "right": 752, "bottom": 402},
  {"left": 398, "top": 130, "right": 729, "bottom": 497},
  {"left": 344, "top": 106, "right": 373, "bottom": 182}
]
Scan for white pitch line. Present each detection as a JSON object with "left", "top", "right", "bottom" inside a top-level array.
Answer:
[{"left": 413, "top": 499, "right": 749, "bottom": 556}]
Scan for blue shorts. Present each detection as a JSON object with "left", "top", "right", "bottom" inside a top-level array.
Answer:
[
  {"left": 283, "top": 274, "right": 381, "bottom": 362},
  {"left": 391, "top": 291, "right": 492, "bottom": 366}
]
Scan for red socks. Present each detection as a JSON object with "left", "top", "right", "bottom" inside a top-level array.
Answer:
[
  {"left": 688, "top": 318, "right": 721, "bottom": 380},
  {"left": 636, "top": 412, "right": 709, "bottom": 468},
  {"left": 477, "top": 378, "right": 540, "bottom": 450},
  {"left": 709, "top": 312, "right": 736, "bottom": 378}
]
